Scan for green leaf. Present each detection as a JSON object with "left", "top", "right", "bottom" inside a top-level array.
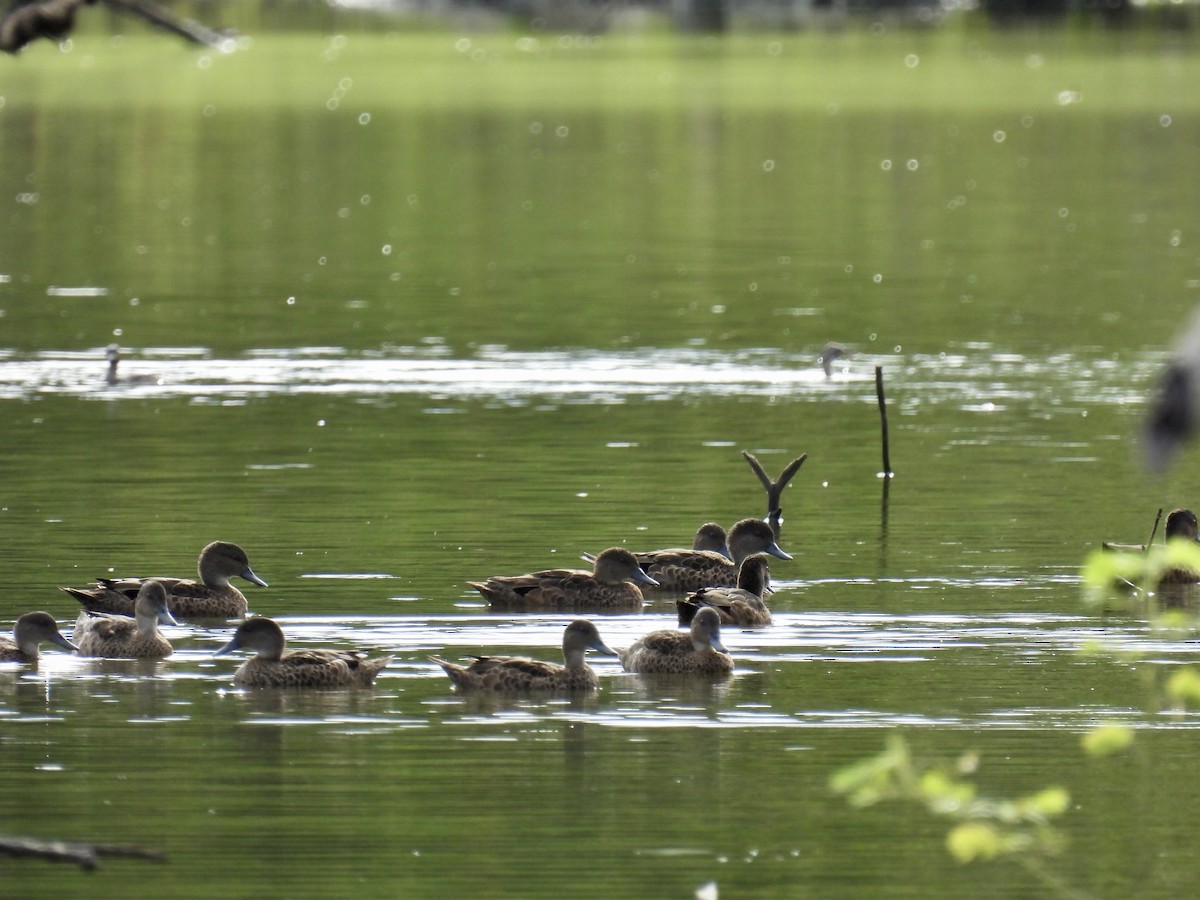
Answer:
[
  {"left": 1166, "top": 667, "right": 1200, "bottom": 707},
  {"left": 1020, "top": 786, "right": 1071, "bottom": 819},
  {"left": 946, "top": 822, "right": 1003, "bottom": 862},
  {"left": 1081, "top": 547, "right": 1145, "bottom": 592},
  {"left": 1081, "top": 725, "right": 1134, "bottom": 757}
]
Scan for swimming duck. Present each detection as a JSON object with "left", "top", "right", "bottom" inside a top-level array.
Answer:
[
  {"left": 0, "top": 611, "right": 78, "bottom": 662},
  {"left": 73, "top": 580, "right": 178, "bottom": 659},
  {"left": 677, "top": 554, "right": 773, "bottom": 627},
  {"left": 430, "top": 619, "right": 616, "bottom": 691},
  {"left": 582, "top": 522, "right": 730, "bottom": 568},
  {"left": 469, "top": 547, "right": 658, "bottom": 612},
  {"left": 619, "top": 607, "right": 733, "bottom": 675},
  {"left": 1156, "top": 509, "right": 1200, "bottom": 585},
  {"left": 61, "top": 540, "right": 268, "bottom": 620},
  {"left": 820, "top": 342, "right": 849, "bottom": 379},
  {"left": 216, "top": 617, "right": 391, "bottom": 688},
  {"left": 104, "top": 344, "right": 160, "bottom": 386},
  {"left": 689, "top": 522, "right": 732, "bottom": 557},
  {"left": 608, "top": 518, "right": 791, "bottom": 593}
]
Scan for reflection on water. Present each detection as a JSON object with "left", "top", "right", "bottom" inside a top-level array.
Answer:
[
  {"left": 0, "top": 344, "right": 1157, "bottom": 408},
  {"left": 5, "top": 609, "right": 1195, "bottom": 733}
]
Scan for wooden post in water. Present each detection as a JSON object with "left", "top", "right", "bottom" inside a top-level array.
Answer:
[
  {"left": 876, "top": 365, "right": 892, "bottom": 574},
  {"left": 875, "top": 366, "right": 893, "bottom": 477}
]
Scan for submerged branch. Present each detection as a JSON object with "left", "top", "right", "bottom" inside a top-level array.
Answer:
[{"left": 0, "top": 834, "right": 167, "bottom": 869}]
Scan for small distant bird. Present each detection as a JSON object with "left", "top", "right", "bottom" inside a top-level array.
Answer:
[
  {"left": 1144, "top": 308, "right": 1200, "bottom": 472},
  {"left": 104, "top": 344, "right": 160, "bottom": 386},
  {"left": 819, "top": 342, "right": 849, "bottom": 379}
]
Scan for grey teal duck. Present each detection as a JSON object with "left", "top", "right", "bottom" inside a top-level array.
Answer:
[
  {"left": 469, "top": 547, "right": 658, "bottom": 612},
  {"left": 0, "top": 611, "right": 78, "bottom": 662},
  {"left": 216, "top": 617, "right": 391, "bottom": 688},
  {"left": 677, "top": 554, "right": 773, "bottom": 627},
  {"left": 430, "top": 619, "right": 616, "bottom": 691},
  {"left": 73, "top": 580, "right": 178, "bottom": 659},
  {"left": 619, "top": 607, "right": 733, "bottom": 675},
  {"left": 612, "top": 518, "right": 791, "bottom": 593},
  {"left": 61, "top": 540, "right": 268, "bottom": 620}
]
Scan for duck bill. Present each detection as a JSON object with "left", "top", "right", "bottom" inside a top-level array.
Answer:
[
  {"left": 765, "top": 542, "right": 793, "bottom": 561},
  {"left": 158, "top": 608, "right": 181, "bottom": 627},
  {"left": 631, "top": 568, "right": 660, "bottom": 588},
  {"left": 241, "top": 566, "right": 269, "bottom": 588},
  {"left": 710, "top": 636, "right": 729, "bottom": 654},
  {"left": 590, "top": 640, "right": 619, "bottom": 657},
  {"left": 214, "top": 637, "right": 241, "bottom": 657},
  {"left": 52, "top": 633, "right": 80, "bottom": 653}
]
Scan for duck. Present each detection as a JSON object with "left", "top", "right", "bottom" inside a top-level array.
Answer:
[
  {"left": 603, "top": 518, "right": 791, "bottom": 593},
  {"left": 582, "top": 522, "right": 730, "bottom": 568},
  {"left": 0, "top": 611, "right": 79, "bottom": 662},
  {"left": 1103, "top": 508, "right": 1198, "bottom": 554},
  {"left": 104, "top": 344, "right": 160, "bottom": 386},
  {"left": 820, "top": 342, "right": 849, "bottom": 379},
  {"left": 619, "top": 607, "right": 733, "bottom": 675},
  {"left": 73, "top": 580, "right": 178, "bottom": 659},
  {"left": 215, "top": 617, "right": 391, "bottom": 688},
  {"left": 61, "top": 540, "right": 268, "bottom": 620},
  {"left": 468, "top": 547, "right": 658, "bottom": 612},
  {"left": 677, "top": 554, "right": 773, "bottom": 627},
  {"left": 1156, "top": 509, "right": 1200, "bottom": 585},
  {"left": 430, "top": 619, "right": 616, "bottom": 691}
]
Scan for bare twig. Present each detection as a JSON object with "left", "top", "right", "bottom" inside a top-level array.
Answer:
[
  {"left": 1147, "top": 507, "right": 1164, "bottom": 548},
  {"left": 0, "top": 834, "right": 166, "bottom": 869},
  {"left": 101, "top": 0, "right": 228, "bottom": 48},
  {"left": 742, "top": 451, "right": 807, "bottom": 538},
  {"left": 1, "top": 0, "right": 228, "bottom": 54}
]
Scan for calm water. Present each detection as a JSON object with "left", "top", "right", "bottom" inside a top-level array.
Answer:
[{"left": 4, "top": 27, "right": 1200, "bottom": 898}]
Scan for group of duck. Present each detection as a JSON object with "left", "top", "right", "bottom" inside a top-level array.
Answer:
[{"left": 0, "top": 517, "right": 794, "bottom": 691}]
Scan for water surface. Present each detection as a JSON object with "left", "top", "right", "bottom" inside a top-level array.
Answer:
[{"left": 3, "top": 28, "right": 1200, "bottom": 899}]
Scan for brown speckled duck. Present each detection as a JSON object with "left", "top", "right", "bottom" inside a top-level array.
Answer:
[
  {"left": 677, "top": 554, "right": 773, "bottom": 627},
  {"left": 582, "top": 522, "right": 730, "bottom": 569},
  {"left": 469, "top": 547, "right": 658, "bottom": 612},
  {"left": 611, "top": 518, "right": 791, "bottom": 593},
  {"left": 0, "top": 611, "right": 78, "bottom": 662},
  {"left": 61, "top": 540, "right": 268, "bottom": 620},
  {"left": 73, "top": 580, "right": 178, "bottom": 659},
  {"left": 619, "top": 607, "right": 733, "bottom": 675},
  {"left": 216, "top": 617, "right": 391, "bottom": 688},
  {"left": 430, "top": 619, "right": 616, "bottom": 691}
]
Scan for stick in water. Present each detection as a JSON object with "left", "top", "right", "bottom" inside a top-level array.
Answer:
[
  {"left": 1146, "top": 507, "right": 1164, "bottom": 549},
  {"left": 875, "top": 366, "right": 892, "bottom": 477},
  {"left": 742, "top": 451, "right": 807, "bottom": 538}
]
